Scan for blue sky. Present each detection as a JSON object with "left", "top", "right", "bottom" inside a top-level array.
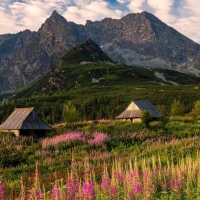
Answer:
[{"left": 0, "top": 0, "right": 200, "bottom": 43}]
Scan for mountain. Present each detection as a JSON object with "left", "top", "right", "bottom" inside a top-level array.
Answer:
[
  {"left": 14, "top": 39, "right": 200, "bottom": 99},
  {"left": 0, "top": 11, "right": 87, "bottom": 92},
  {"left": 85, "top": 12, "right": 200, "bottom": 72},
  {"left": 0, "top": 11, "right": 200, "bottom": 92}
]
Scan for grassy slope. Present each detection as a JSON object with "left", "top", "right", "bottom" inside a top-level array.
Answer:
[{"left": 1, "top": 41, "right": 200, "bottom": 123}]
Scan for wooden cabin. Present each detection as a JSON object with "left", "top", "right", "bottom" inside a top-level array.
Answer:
[
  {"left": 116, "top": 100, "right": 159, "bottom": 122},
  {"left": 0, "top": 107, "right": 52, "bottom": 138}
]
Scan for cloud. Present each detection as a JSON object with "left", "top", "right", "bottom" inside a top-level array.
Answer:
[
  {"left": 117, "top": 0, "right": 128, "bottom": 3},
  {"left": 169, "top": 0, "right": 200, "bottom": 42},
  {"left": 0, "top": 0, "right": 200, "bottom": 44},
  {"left": 127, "top": 0, "right": 146, "bottom": 13},
  {"left": 0, "top": 0, "right": 123, "bottom": 34},
  {"left": 148, "top": 0, "right": 176, "bottom": 23},
  {"left": 63, "top": 1, "right": 122, "bottom": 24}
]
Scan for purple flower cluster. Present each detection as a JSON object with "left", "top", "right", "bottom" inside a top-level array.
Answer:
[
  {"left": 51, "top": 187, "right": 62, "bottom": 200},
  {"left": 28, "top": 188, "right": 42, "bottom": 200},
  {"left": 169, "top": 179, "right": 183, "bottom": 193},
  {"left": 66, "top": 179, "right": 79, "bottom": 199},
  {"left": 42, "top": 131, "right": 109, "bottom": 148},
  {"left": 82, "top": 182, "right": 95, "bottom": 200},
  {"left": 101, "top": 178, "right": 110, "bottom": 192},
  {"left": 0, "top": 184, "right": 5, "bottom": 200},
  {"left": 109, "top": 185, "right": 118, "bottom": 200}
]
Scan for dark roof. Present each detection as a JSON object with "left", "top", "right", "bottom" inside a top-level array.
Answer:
[
  {"left": 0, "top": 107, "right": 52, "bottom": 130},
  {"left": 116, "top": 100, "right": 159, "bottom": 119}
]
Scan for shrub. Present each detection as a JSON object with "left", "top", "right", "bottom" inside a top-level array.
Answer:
[{"left": 141, "top": 110, "right": 152, "bottom": 128}]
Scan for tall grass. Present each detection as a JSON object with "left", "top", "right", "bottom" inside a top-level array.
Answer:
[{"left": 2, "top": 155, "right": 200, "bottom": 199}]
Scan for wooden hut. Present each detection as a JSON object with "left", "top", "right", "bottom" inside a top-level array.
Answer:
[
  {"left": 116, "top": 100, "right": 159, "bottom": 122},
  {"left": 0, "top": 107, "right": 52, "bottom": 138}
]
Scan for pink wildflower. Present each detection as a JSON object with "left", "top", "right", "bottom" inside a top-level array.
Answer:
[
  {"left": 66, "top": 179, "right": 79, "bottom": 199},
  {"left": 81, "top": 182, "right": 95, "bottom": 200},
  {"left": 51, "top": 187, "right": 62, "bottom": 200},
  {"left": 28, "top": 188, "right": 42, "bottom": 200},
  {"left": 0, "top": 184, "right": 5, "bottom": 200},
  {"left": 101, "top": 178, "right": 111, "bottom": 192},
  {"left": 169, "top": 179, "right": 183, "bottom": 194},
  {"left": 114, "top": 172, "right": 124, "bottom": 181},
  {"left": 109, "top": 185, "right": 117, "bottom": 200}
]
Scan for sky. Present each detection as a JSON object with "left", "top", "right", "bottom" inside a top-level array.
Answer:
[{"left": 0, "top": 0, "right": 200, "bottom": 43}]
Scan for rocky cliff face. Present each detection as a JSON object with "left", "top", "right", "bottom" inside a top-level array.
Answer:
[
  {"left": 85, "top": 12, "right": 200, "bottom": 70},
  {"left": 0, "top": 11, "right": 87, "bottom": 92},
  {"left": 0, "top": 11, "right": 200, "bottom": 92}
]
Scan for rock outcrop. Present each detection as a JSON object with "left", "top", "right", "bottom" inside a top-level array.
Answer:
[{"left": 85, "top": 12, "right": 200, "bottom": 70}]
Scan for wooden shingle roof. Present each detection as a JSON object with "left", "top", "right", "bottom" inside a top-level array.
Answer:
[
  {"left": 0, "top": 107, "right": 52, "bottom": 130},
  {"left": 116, "top": 100, "right": 159, "bottom": 119}
]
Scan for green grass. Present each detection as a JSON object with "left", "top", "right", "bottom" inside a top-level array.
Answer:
[{"left": 1, "top": 119, "right": 200, "bottom": 198}]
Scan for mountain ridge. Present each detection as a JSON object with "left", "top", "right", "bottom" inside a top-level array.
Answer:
[
  {"left": 0, "top": 11, "right": 200, "bottom": 92},
  {"left": 13, "top": 38, "right": 200, "bottom": 100}
]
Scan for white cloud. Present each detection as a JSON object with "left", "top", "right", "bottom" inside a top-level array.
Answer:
[
  {"left": 127, "top": 0, "right": 146, "bottom": 13},
  {"left": 168, "top": 0, "right": 200, "bottom": 42},
  {"left": 62, "top": 1, "right": 123, "bottom": 24},
  {"left": 147, "top": 0, "right": 176, "bottom": 23},
  {"left": 0, "top": 0, "right": 200, "bottom": 44},
  {"left": 117, "top": 0, "right": 128, "bottom": 3}
]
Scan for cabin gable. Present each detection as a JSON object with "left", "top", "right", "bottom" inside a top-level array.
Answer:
[
  {"left": 0, "top": 107, "right": 52, "bottom": 138},
  {"left": 116, "top": 100, "right": 159, "bottom": 122},
  {"left": 127, "top": 102, "right": 139, "bottom": 110}
]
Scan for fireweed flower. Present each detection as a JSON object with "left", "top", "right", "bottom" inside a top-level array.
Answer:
[
  {"left": 133, "top": 183, "right": 142, "bottom": 195},
  {"left": 169, "top": 179, "right": 183, "bottom": 194},
  {"left": 101, "top": 178, "right": 111, "bottom": 192},
  {"left": 109, "top": 185, "right": 117, "bottom": 200},
  {"left": 114, "top": 172, "right": 124, "bottom": 181},
  {"left": 36, "top": 189, "right": 42, "bottom": 199},
  {"left": 51, "top": 187, "right": 62, "bottom": 200},
  {"left": 0, "top": 184, "right": 5, "bottom": 200},
  {"left": 82, "top": 182, "right": 95, "bottom": 200},
  {"left": 28, "top": 188, "right": 42, "bottom": 200},
  {"left": 66, "top": 179, "right": 79, "bottom": 199}
]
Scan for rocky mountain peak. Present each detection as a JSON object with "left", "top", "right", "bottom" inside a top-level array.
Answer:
[
  {"left": 67, "top": 38, "right": 114, "bottom": 64},
  {"left": 37, "top": 10, "right": 87, "bottom": 63},
  {"left": 82, "top": 38, "right": 100, "bottom": 49},
  {"left": 0, "top": 10, "right": 200, "bottom": 92},
  {"left": 47, "top": 10, "right": 66, "bottom": 22},
  {"left": 39, "top": 11, "right": 67, "bottom": 33},
  {"left": 51, "top": 10, "right": 60, "bottom": 17}
]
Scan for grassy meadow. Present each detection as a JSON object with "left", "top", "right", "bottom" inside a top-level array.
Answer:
[
  {"left": 0, "top": 119, "right": 200, "bottom": 199},
  {"left": 0, "top": 67, "right": 200, "bottom": 199}
]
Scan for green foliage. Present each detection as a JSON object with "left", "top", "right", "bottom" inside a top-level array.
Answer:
[
  {"left": 190, "top": 100, "right": 200, "bottom": 117},
  {"left": 2, "top": 84, "right": 200, "bottom": 124},
  {"left": 159, "top": 116, "right": 169, "bottom": 130},
  {"left": 157, "top": 105, "right": 169, "bottom": 129},
  {"left": 141, "top": 110, "right": 152, "bottom": 128},
  {"left": 104, "top": 74, "right": 117, "bottom": 80},
  {"left": 63, "top": 101, "right": 80, "bottom": 123},
  {"left": 171, "top": 99, "right": 185, "bottom": 117}
]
